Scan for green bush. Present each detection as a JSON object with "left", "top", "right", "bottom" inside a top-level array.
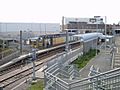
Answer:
[
  {"left": 27, "top": 80, "right": 44, "bottom": 90},
  {"left": 72, "top": 49, "right": 99, "bottom": 69}
]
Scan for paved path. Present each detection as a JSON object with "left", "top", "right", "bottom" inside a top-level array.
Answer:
[
  {"left": 114, "top": 36, "right": 120, "bottom": 68},
  {"left": 80, "top": 49, "right": 112, "bottom": 79}
]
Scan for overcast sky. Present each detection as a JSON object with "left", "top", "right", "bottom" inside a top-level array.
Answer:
[{"left": 0, "top": 0, "right": 120, "bottom": 24}]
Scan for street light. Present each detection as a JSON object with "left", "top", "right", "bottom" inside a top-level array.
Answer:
[
  {"left": 31, "top": 48, "right": 37, "bottom": 80},
  {"left": 96, "top": 16, "right": 107, "bottom": 54},
  {"left": 65, "top": 29, "right": 69, "bottom": 52},
  {"left": 90, "top": 17, "right": 98, "bottom": 55},
  {"left": 113, "top": 24, "right": 116, "bottom": 45},
  {"left": 2, "top": 39, "right": 5, "bottom": 59},
  {"left": 104, "top": 16, "right": 107, "bottom": 55},
  {"left": 94, "top": 17, "right": 98, "bottom": 55},
  {"left": 20, "top": 30, "right": 22, "bottom": 55}
]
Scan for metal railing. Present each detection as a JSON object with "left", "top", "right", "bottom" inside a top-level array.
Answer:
[
  {"left": 44, "top": 42, "right": 120, "bottom": 90},
  {"left": 0, "top": 51, "right": 20, "bottom": 65},
  {"left": 69, "top": 67, "right": 120, "bottom": 90},
  {"left": 45, "top": 62, "right": 120, "bottom": 90}
]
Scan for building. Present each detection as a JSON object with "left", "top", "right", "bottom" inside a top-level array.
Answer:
[
  {"left": 0, "top": 23, "right": 60, "bottom": 49},
  {"left": 63, "top": 16, "right": 112, "bottom": 34},
  {"left": 0, "top": 23, "right": 60, "bottom": 41},
  {"left": 112, "top": 24, "right": 120, "bottom": 34}
]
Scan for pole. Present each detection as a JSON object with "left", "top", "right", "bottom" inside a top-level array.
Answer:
[
  {"left": 62, "top": 16, "right": 64, "bottom": 31},
  {"left": 64, "top": 17, "right": 69, "bottom": 52},
  {"left": 0, "top": 23, "right": 1, "bottom": 33},
  {"left": 113, "top": 24, "right": 116, "bottom": 45},
  {"left": 66, "top": 30, "right": 69, "bottom": 52},
  {"left": 94, "top": 16, "right": 100, "bottom": 55},
  {"left": 39, "top": 23, "right": 41, "bottom": 35},
  {"left": 45, "top": 24, "right": 47, "bottom": 48},
  {"left": 32, "top": 49, "right": 36, "bottom": 80},
  {"left": 105, "top": 16, "right": 107, "bottom": 55},
  {"left": 96, "top": 22, "right": 98, "bottom": 55},
  {"left": 2, "top": 39, "right": 5, "bottom": 59},
  {"left": 111, "top": 24, "right": 116, "bottom": 69},
  {"left": 77, "top": 18, "right": 79, "bottom": 34},
  {"left": 20, "top": 30, "right": 22, "bottom": 55},
  {"left": 32, "top": 60, "right": 36, "bottom": 80}
]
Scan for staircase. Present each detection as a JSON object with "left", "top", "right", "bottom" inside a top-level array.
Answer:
[
  {"left": 45, "top": 62, "right": 120, "bottom": 90},
  {"left": 45, "top": 63, "right": 81, "bottom": 90},
  {"left": 44, "top": 37, "right": 120, "bottom": 90}
]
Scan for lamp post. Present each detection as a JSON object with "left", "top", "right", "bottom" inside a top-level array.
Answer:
[
  {"left": 32, "top": 48, "right": 36, "bottom": 80},
  {"left": 90, "top": 18, "right": 98, "bottom": 54},
  {"left": 94, "top": 16, "right": 103, "bottom": 55},
  {"left": 113, "top": 24, "right": 116, "bottom": 45},
  {"left": 65, "top": 29, "right": 69, "bottom": 52},
  {"left": 45, "top": 24, "right": 47, "bottom": 48},
  {"left": 20, "top": 30, "right": 22, "bottom": 55},
  {"left": 2, "top": 39, "right": 5, "bottom": 59},
  {"left": 96, "top": 16, "right": 107, "bottom": 54},
  {"left": 95, "top": 17, "right": 98, "bottom": 56},
  {"left": 64, "top": 17, "right": 69, "bottom": 52},
  {"left": 105, "top": 16, "right": 107, "bottom": 55}
]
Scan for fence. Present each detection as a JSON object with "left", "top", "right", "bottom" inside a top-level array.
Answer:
[
  {"left": 45, "top": 62, "right": 120, "bottom": 90},
  {"left": 0, "top": 51, "right": 20, "bottom": 65},
  {"left": 45, "top": 47, "right": 120, "bottom": 90}
]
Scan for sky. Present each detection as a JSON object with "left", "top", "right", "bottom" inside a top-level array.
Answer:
[{"left": 0, "top": 0, "right": 120, "bottom": 24}]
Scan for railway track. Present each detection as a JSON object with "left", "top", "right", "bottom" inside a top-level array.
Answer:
[
  {"left": 0, "top": 60, "right": 26, "bottom": 76},
  {"left": 0, "top": 62, "right": 43, "bottom": 88},
  {"left": 0, "top": 47, "right": 65, "bottom": 76},
  {"left": 0, "top": 42, "right": 81, "bottom": 89},
  {"left": 0, "top": 41, "right": 80, "bottom": 75}
]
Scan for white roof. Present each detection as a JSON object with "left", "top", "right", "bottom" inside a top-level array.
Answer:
[
  {"left": 73, "top": 33, "right": 103, "bottom": 42},
  {"left": 0, "top": 37, "right": 15, "bottom": 41},
  {"left": 29, "top": 37, "right": 39, "bottom": 40},
  {"left": 100, "top": 35, "right": 114, "bottom": 39}
]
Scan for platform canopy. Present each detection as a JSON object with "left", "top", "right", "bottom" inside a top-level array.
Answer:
[
  {"left": 100, "top": 35, "right": 114, "bottom": 39},
  {"left": 73, "top": 33, "right": 103, "bottom": 42}
]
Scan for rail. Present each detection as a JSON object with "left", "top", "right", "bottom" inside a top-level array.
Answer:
[
  {"left": 0, "top": 61, "right": 43, "bottom": 88},
  {"left": 0, "top": 41, "right": 81, "bottom": 89},
  {"left": 0, "top": 40, "right": 81, "bottom": 71}
]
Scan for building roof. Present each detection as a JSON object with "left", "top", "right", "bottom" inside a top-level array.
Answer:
[
  {"left": 0, "top": 37, "right": 15, "bottom": 41},
  {"left": 73, "top": 33, "right": 103, "bottom": 42},
  {"left": 100, "top": 35, "right": 114, "bottom": 39}
]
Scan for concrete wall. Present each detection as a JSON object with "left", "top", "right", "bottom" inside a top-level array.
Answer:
[{"left": 83, "top": 39, "right": 97, "bottom": 53}]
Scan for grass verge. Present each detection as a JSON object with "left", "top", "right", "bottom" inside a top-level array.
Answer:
[
  {"left": 27, "top": 80, "right": 44, "bottom": 90},
  {"left": 71, "top": 49, "right": 100, "bottom": 69}
]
